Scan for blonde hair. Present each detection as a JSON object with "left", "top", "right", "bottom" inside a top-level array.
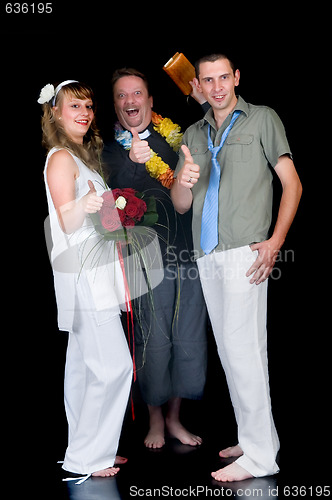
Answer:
[{"left": 41, "top": 81, "right": 104, "bottom": 173}]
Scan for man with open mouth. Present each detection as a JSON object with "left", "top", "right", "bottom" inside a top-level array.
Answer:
[{"left": 103, "top": 68, "right": 208, "bottom": 451}]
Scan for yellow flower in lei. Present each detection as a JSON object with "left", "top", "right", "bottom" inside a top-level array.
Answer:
[
  {"left": 147, "top": 152, "right": 169, "bottom": 178},
  {"left": 144, "top": 112, "right": 183, "bottom": 188},
  {"left": 151, "top": 112, "right": 183, "bottom": 152}
]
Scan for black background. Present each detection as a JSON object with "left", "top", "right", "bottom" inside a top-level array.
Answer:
[{"left": 2, "top": 2, "right": 330, "bottom": 496}]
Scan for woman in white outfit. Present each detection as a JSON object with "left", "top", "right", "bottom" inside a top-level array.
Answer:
[{"left": 39, "top": 80, "right": 133, "bottom": 480}]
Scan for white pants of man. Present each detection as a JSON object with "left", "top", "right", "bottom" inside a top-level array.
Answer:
[
  {"left": 197, "top": 245, "right": 280, "bottom": 477},
  {"left": 62, "top": 275, "right": 133, "bottom": 475}
]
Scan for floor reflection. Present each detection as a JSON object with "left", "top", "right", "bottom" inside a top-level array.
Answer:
[{"left": 64, "top": 475, "right": 122, "bottom": 500}]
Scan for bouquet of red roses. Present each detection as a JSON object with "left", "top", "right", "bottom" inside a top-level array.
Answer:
[
  {"left": 91, "top": 188, "right": 158, "bottom": 240},
  {"left": 89, "top": 188, "right": 160, "bottom": 392}
]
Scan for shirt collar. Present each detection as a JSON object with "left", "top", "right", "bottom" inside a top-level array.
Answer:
[
  {"left": 121, "top": 121, "right": 153, "bottom": 139},
  {"left": 200, "top": 95, "right": 249, "bottom": 129},
  {"left": 138, "top": 128, "right": 151, "bottom": 140}
]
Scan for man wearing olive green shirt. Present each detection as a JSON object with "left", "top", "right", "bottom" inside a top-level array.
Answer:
[{"left": 171, "top": 54, "right": 302, "bottom": 482}]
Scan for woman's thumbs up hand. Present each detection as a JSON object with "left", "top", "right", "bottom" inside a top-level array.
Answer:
[{"left": 83, "top": 180, "right": 104, "bottom": 213}]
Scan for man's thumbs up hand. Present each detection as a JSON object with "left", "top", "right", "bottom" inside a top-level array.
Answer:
[
  {"left": 130, "top": 127, "right": 140, "bottom": 141},
  {"left": 129, "top": 127, "right": 151, "bottom": 164},
  {"left": 181, "top": 145, "right": 194, "bottom": 164},
  {"left": 176, "top": 145, "right": 200, "bottom": 189}
]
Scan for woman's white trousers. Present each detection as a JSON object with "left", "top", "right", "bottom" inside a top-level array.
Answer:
[{"left": 62, "top": 276, "right": 133, "bottom": 475}]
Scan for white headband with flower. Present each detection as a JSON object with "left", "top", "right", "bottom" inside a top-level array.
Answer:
[{"left": 37, "top": 80, "right": 78, "bottom": 105}]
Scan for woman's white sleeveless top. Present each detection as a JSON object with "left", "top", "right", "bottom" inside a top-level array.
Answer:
[{"left": 44, "top": 147, "right": 127, "bottom": 332}]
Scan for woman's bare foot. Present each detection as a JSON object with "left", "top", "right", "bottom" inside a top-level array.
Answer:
[
  {"left": 144, "top": 405, "right": 165, "bottom": 449},
  {"left": 211, "top": 462, "right": 253, "bottom": 482},
  {"left": 219, "top": 444, "right": 243, "bottom": 458},
  {"left": 92, "top": 467, "right": 120, "bottom": 477},
  {"left": 114, "top": 455, "right": 128, "bottom": 465}
]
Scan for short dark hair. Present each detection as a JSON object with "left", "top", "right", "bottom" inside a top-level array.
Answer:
[
  {"left": 194, "top": 54, "right": 236, "bottom": 78},
  {"left": 111, "top": 67, "right": 151, "bottom": 96}
]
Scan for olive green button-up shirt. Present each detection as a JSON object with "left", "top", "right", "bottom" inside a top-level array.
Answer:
[{"left": 174, "top": 96, "right": 292, "bottom": 259}]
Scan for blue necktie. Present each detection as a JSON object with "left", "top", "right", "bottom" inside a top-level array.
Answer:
[{"left": 200, "top": 110, "right": 241, "bottom": 255}]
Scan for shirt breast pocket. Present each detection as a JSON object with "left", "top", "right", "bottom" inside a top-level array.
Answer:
[
  {"left": 190, "top": 145, "right": 209, "bottom": 157},
  {"left": 226, "top": 134, "right": 254, "bottom": 163}
]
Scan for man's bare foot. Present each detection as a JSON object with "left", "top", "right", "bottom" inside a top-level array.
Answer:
[
  {"left": 165, "top": 397, "right": 202, "bottom": 446},
  {"left": 211, "top": 462, "right": 253, "bottom": 482},
  {"left": 92, "top": 467, "right": 120, "bottom": 477},
  {"left": 166, "top": 419, "right": 202, "bottom": 446},
  {"left": 144, "top": 425, "right": 165, "bottom": 449},
  {"left": 145, "top": 405, "right": 165, "bottom": 449},
  {"left": 219, "top": 444, "right": 243, "bottom": 458},
  {"left": 114, "top": 455, "right": 128, "bottom": 465}
]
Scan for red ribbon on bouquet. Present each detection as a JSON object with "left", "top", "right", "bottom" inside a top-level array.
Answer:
[{"left": 116, "top": 241, "right": 136, "bottom": 420}]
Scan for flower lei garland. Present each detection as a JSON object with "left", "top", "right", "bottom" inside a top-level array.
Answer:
[{"left": 114, "top": 111, "right": 183, "bottom": 189}]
